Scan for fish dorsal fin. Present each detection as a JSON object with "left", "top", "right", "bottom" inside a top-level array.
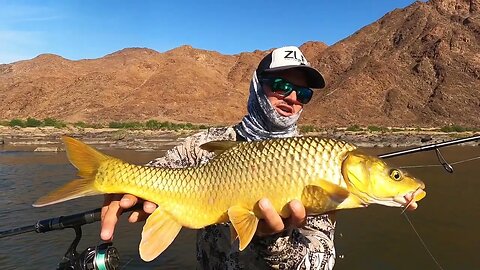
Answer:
[
  {"left": 228, "top": 206, "right": 259, "bottom": 251},
  {"left": 140, "top": 208, "right": 182, "bottom": 261},
  {"left": 200, "top": 140, "right": 240, "bottom": 155}
]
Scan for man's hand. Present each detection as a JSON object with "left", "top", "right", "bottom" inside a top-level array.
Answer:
[
  {"left": 255, "top": 198, "right": 306, "bottom": 236},
  {"left": 100, "top": 194, "right": 157, "bottom": 241},
  {"left": 404, "top": 188, "right": 425, "bottom": 211}
]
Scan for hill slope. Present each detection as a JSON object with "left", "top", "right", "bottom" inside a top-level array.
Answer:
[{"left": 0, "top": 0, "right": 478, "bottom": 127}]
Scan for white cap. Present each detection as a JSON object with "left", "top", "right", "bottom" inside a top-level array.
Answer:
[{"left": 256, "top": 46, "right": 326, "bottom": 88}]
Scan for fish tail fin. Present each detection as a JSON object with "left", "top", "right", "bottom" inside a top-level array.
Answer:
[{"left": 33, "top": 136, "right": 108, "bottom": 207}]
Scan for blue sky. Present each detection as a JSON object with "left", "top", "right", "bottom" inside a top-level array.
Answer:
[{"left": 0, "top": 0, "right": 422, "bottom": 64}]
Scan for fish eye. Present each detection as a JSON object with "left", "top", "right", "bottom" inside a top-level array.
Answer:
[{"left": 389, "top": 169, "right": 402, "bottom": 181}]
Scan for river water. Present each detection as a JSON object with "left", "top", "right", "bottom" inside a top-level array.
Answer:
[{"left": 0, "top": 142, "right": 478, "bottom": 270}]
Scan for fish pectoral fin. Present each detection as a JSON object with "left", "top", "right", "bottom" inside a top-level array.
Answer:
[
  {"left": 140, "top": 208, "right": 182, "bottom": 262},
  {"left": 228, "top": 206, "right": 259, "bottom": 251},
  {"left": 301, "top": 183, "right": 351, "bottom": 213},
  {"left": 316, "top": 180, "right": 350, "bottom": 202},
  {"left": 199, "top": 140, "right": 240, "bottom": 155}
]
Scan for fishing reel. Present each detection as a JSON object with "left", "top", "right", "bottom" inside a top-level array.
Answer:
[
  {"left": 59, "top": 242, "right": 120, "bottom": 270},
  {"left": 0, "top": 207, "right": 146, "bottom": 269},
  {"left": 52, "top": 211, "right": 121, "bottom": 270}
]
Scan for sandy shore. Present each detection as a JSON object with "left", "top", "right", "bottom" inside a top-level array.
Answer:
[{"left": 0, "top": 126, "right": 478, "bottom": 152}]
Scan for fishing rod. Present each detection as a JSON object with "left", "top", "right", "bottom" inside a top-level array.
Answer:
[
  {"left": 378, "top": 134, "right": 480, "bottom": 173},
  {"left": 0, "top": 205, "right": 141, "bottom": 270}
]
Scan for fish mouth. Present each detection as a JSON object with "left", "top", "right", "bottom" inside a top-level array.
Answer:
[{"left": 393, "top": 187, "right": 426, "bottom": 206}]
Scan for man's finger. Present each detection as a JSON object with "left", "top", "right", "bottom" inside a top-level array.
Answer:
[
  {"left": 143, "top": 201, "right": 157, "bottom": 214},
  {"left": 256, "top": 198, "right": 284, "bottom": 235},
  {"left": 287, "top": 200, "right": 306, "bottom": 228},
  {"left": 120, "top": 194, "right": 138, "bottom": 209},
  {"left": 101, "top": 197, "right": 123, "bottom": 241},
  {"left": 101, "top": 203, "right": 120, "bottom": 240},
  {"left": 127, "top": 201, "right": 157, "bottom": 223},
  {"left": 128, "top": 210, "right": 151, "bottom": 223},
  {"left": 102, "top": 194, "right": 122, "bottom": 220}
]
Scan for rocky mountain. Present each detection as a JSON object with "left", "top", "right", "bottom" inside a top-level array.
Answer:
[
  {"left": 0, "top": 0, "right": 478, "bottom": 128},
  {"left": 303, "top": 0, "right": 480, "bottom": 127}
]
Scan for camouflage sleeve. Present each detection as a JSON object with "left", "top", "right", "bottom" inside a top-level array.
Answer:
[
  {"left": 146, "top": 126, "right": 237, "bottom": 168},
  {"left": 197, "top": 214, "right": 336, "bottom": 270}
]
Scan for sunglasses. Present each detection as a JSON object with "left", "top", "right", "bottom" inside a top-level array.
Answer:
[{"left": 260, "top": 77, "right": 313, "bottom": 104}]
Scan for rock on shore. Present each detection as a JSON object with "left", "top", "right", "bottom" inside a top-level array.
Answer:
[{"left": 0, "top": 126, "right": 478, "bottom": 152}]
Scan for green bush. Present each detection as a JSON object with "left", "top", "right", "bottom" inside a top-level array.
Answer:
[
  {"left": 440, "top": 125, "right": 466, "bottom": 133},
  {"left": 367, "top": 125, "right": 387, "bottom": 132},
  {"left": 300, "top": 125, "right": 316, "bottom": 133},
  {"left": 346, "top": 125, "right": 362, "bottom": 132},
  {"left": 109, "top": 121, "right": 144, "bottom": 129},
  {"left": 26, "top": 117, "right": 42, "bottom": 127},
  {"left": 161, "top": 121, "right": 172, "bottom": 129},
  {"left": 109, "top": 122, "right": 125, "bottom": 129},
  {"left": 9, "top": 118, "right": 26, "bottom": 127},
  {"left": 124, "top": 122, "right": 144, "bottom": 129},
  {"left": 146, "top": 120, "right": 161, "bottom": 129},
  {"left": 89, "top": 123, "right": 105, "bottom": 129},
  {"left": 73, "top": 121, "right": 88, "bottom": 128},
  {"left": 43, "top": 118, "right": 56, "bottom": 126},
  {"left": 43, "top": 118, "right": 66, "bottom": 128}
]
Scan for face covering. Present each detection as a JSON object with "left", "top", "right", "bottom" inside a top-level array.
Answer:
[{"left": 235, "top": 71, "right": 302, "bottom": 141}]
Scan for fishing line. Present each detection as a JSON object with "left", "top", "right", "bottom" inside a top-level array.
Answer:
[
  {"left": 399, "top": 156, "right": 480, "bottom": 169},
  {"left": 402, "top": 212, "right": 445, "bottom": 270},
  {"left": 119, "top": 257, "right": 133, "bottom": 270}
]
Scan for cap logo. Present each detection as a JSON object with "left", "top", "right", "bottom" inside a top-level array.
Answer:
[{"left": 284, "top": 50, "right": 306, "bottom": 65}]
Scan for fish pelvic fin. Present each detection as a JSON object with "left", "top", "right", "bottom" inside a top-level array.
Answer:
[
  {"left": 32, "top": 136, "right": 108, "bottom": 207},
  {"left": 140, "top": 208, "right": 182, "bottom": 262},
  {"left": 228, "top": 206, "right": 259, "bottom": 251}
]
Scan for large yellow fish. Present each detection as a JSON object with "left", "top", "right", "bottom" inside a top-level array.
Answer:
[{"left": 34, "top": 136, "right": 426, "bottom": 261}]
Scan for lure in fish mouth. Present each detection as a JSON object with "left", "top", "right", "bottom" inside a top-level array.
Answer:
[
  {"left": 33, "top": 136, "right": 426, "bottom": 262},
  {"left": 341, "top": 150, "right": 426, "bottom": 208}
]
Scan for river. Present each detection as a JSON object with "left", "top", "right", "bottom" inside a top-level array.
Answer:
[{"left": 0, "top": 142, "right": 478, "bottom": 269}]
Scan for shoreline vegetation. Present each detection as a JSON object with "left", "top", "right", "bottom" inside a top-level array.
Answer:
[{"left": 0, "top": 118, "right": 479, "bottom": 152}]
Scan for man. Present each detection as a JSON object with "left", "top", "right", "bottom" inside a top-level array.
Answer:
[{"left": 101, "top": 46, "right": 419, "bottom": 269}]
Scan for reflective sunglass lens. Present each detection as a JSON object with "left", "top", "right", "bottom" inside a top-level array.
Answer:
[
  {"left": 296, "top": 88, "right": 313, "bottom": 104},
  {"left": 263, "top": 78, "right": 313, "bottom": 104}
]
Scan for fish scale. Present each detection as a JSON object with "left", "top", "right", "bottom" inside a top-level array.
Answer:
[{"left": 34, "top": 136, "right": 426, "bottom": 261}]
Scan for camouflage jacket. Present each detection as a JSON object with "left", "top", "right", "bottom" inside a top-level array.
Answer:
[{"left": 147, "top": 126, "right": 336, "bottom": 270}]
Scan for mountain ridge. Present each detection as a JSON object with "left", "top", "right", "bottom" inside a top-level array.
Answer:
[{"left": 1, "top": 0, "right": 478, "bottom": 128}]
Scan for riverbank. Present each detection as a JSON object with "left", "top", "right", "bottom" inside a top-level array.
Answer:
[{"left": 0, "top": 126, "right": 478, "bottom": 152}]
